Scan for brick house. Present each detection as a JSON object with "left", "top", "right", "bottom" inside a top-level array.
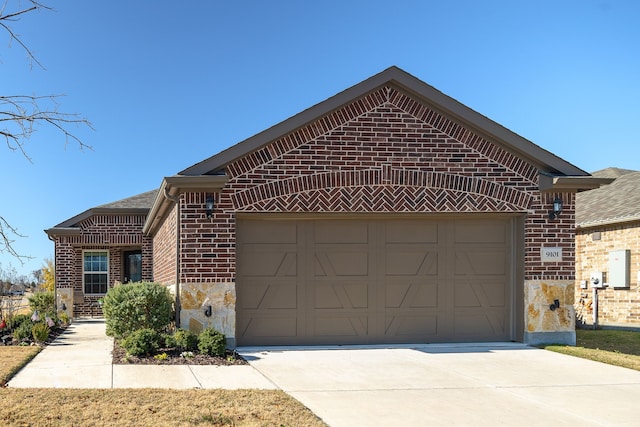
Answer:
[
  {"left": 575, "top": 168, "right": 640, "bottom": 328},
  {"left": 47, "top": 66, "right": 604, "bottom": 346},
  {"left": 45, "top": 191, "right": 156, "bottom": 317}
]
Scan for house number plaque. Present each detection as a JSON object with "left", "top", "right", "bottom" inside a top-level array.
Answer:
[{"left": 541, "top": 247, "right": 563, "bottom": 262}]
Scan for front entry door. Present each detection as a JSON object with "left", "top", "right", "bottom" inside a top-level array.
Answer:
[{"left": 123, "top": 250, "right": 142, "bottom": 283}]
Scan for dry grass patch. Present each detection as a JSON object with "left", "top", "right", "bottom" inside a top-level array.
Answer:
[
  {"left": 0, "top": 346, "right": 326, "bottom": 426},
  {"left": 544, "top": 329, "right": 640, "bottom": 371},
  {"left": 0, "top": 346, "right": 40, "bottom": 386},
  {"left": 0, "top": 388, "right": 326, "bottom": 426}
]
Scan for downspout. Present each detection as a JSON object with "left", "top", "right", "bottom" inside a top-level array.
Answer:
[{"left": 164, "top": 188, "right": 181, "bottom": 328}]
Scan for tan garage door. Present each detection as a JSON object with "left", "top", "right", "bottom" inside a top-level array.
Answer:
[{"left": 236, "top": 216, "right": 514, "bottom": 346}]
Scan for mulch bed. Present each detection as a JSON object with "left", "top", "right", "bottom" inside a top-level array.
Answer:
[{"left": 111, "top": 341, "right": 248, "bottom": 366}]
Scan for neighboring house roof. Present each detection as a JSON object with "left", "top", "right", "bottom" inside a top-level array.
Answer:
[
  {"left": 179, "top": 66, "right": 590, "bottom": 178},
  {"left": 576, "top": 171, "right": 640, "bottom": 228},
  {"left": 45, "top": 189, "right": 158, "bottom": 236},
  {"left": 590, "top": 167, "right": 638, "bottom": 179}
]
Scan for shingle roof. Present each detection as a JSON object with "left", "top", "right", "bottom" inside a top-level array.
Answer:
[
  {"left": 576, "top": 171, "right": 640, "bottom": 228},
  {"left": 95, "top": 190, "right": 158, "bottom": 210},
  {"left": 46, "top": 189, "right": 158, "bottom": 233},
  {"left": 590, "top": 167, "right": 637, "bottom": 179}
]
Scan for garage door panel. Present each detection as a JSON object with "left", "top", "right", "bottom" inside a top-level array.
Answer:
[
  {"left": 454, "top": 221, "right": 507, "bottom": 243},
  {"left": 239, "top": 316, "right": 298, "bottom": 339},
  {"left": 384, "top": 315, "right": 439, "bottom": 337},
  {"left": 455, "top": 250, "right": 506, "bottom": 276},
  {"left": 237, "top": 221, "right": 298, "bottom": 244},
  {"left": 384, "top": 280, "right": 438, "bottom": 308},
  {"left": 454, "top": 312, "right": 507, "bottom": 338},
  {"left": 239, "top": 250, "right": 297, "bottom": 277},
  {"left": 314, "top": 251, "right": 369, "bottom": 276},
  {"left": 237, "top": 280, "right": 298, "bottom": 310},
  {"left": 454, "top": 281, "right": 507, "bottom": 309},
  {"left": 313, "top": 315, "right": 368, "bottom": 337},
  {"left": 314, "top": 221, "right": 369, "bottom": 243},
  {"left": 385, "top": 221, "right": 439, "bottom": 243},
  {"left": 385, "top": 250, "right": 438, "bottom": 276},
  {"left": 313, "top": 281, "right": 369, "bottom": 309}
]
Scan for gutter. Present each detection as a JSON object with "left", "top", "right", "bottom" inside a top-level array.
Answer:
[{"left": 538, "top": 174, "right": 614, "bottom": 192}]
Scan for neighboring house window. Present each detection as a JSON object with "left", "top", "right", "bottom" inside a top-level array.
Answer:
[{"left": 84, "top": 251, "right": 108, "bottom": 294}]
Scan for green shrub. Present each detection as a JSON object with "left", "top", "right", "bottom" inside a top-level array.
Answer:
[
  {"left": 120, "top": 328, "right": 161, "bottom": 356},
  {"left": 102, "top": 282, "right": 174, "bottom": 339},
  {"left": 28, "top": 291, "right": 55, "bottom": 316},
  {"left": 32, "top": 322, "right": 49, "bottom": 343},
  {"left": 162, "top": 333, "right": 176, "bottom": 348},
  {"left": 197, "top": 328, "right": 226, "bottom": 357},
  {"left": 8, "top": 314, "right": 30, "bottom": 330},
  {"left": 13, "top": 320, "right": 33, "bottom": 341},
  {"left": 174, "top": 328, "right": 198, "bottom": 351}
]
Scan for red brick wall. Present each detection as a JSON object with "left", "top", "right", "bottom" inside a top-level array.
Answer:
[
  {"left": 152, "top": 204, "right": 178, "bottom": 285},
  {"left": 53, "top": 213, "right": 152, "bottom": 317},
  {"left": 575, "top": 222, "right": 640, "bottom": 326},
  {"left": 172, "top": 85, "right": 575, "bottom": 283}
]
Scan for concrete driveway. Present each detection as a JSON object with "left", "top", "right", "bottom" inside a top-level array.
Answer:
[{"left": 238, "top": 343, "right": 640, "bottom": 427}]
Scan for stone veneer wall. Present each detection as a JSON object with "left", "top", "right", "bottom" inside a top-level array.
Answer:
[
  {"left": 575, "top": 222, "right": 640, "bottom": 327},
  {"left": 163, "top": 85, "right": 577, "bottom": 345}
]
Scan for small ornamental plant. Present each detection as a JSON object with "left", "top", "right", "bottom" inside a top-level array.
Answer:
[
  {"left": 32, "top": 322, "right": 50, "bottom": 344},
  {"left": 197, "top": 328, "right": 226, "bottom": 357},
  {"left": 174, "top": 328, "right": 198, "bottom": 351},
  {"left": 120, "top": 328, "right": 161, "bottom": 356}
]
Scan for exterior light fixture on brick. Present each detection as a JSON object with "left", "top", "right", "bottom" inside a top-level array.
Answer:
[
  {"left": 205, "top": 195, "right": 215, "bottom": 218},
  {"left": 549, "top": 197, "right": 562, "bottom": 220}
]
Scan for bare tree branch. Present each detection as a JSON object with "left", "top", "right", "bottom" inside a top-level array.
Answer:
[
  {"left": 1, "top": 1, "right": 93, "bottom": 260},
  {"left": 0, "top": 1, "right": 51, "bottom": 69},
  {"left": 1, "top": 94, "right": 93, "bottom": 162},
  {"left": 0, "top": 215, "right": 31, "bottom": 261}
]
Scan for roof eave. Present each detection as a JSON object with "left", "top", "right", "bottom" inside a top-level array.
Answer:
[
  {"left": 50, "top": 207, "right": 152, "bottom": 230},
  {"left": 577, "top": 215, "right": 640, "bottom": 230},
  {"left": 143, "top": 175, "right": 229, "bottom": 236},
  {"left": 44, "top": 227, "right": 81, "bottom": 238},
  {"left": 539, "top": 175, "right": 615, "bottom": 192}
]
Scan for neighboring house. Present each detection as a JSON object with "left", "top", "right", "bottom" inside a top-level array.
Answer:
[
  {"left": 47, "top": 66, "right": 605, "bottom": 346},
  {"left": 575, "top": 168, "right": 640, "bottom": 328}
]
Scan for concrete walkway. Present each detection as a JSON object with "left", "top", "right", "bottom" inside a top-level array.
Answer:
[
  {"left": 8, "top": 319, "right": 276, "bottom": 390},
  {"left": 239, "top": 344, "right": 640, "bottom": 427},
  {"left": 10, "top": 321, "right": 640, "bottom": 426}
]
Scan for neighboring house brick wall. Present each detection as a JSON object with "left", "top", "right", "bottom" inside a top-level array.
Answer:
[
  {"left": 168, "top": 85, "right": 576, "bottom": 341},
  {"left": 53, "top": 214, "right": 152, "bottom": 318},
  {"left": 575, "top": 222, "right": 640, "bottom": 327}
]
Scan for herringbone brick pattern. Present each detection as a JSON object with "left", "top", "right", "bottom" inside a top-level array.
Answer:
[{"left": 176, "top": 82, "right": 575, "bottom": 282}]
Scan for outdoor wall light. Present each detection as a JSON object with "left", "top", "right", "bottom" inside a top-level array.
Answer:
[
  {"left": 549, "top": 197, "right": 563, "bottom": 220},
  {"left": 549, "top": 299, "right": 560, "bottom": 311},
  {"left": 205, "top": 195, "right": 215, "bottom": 218},
  {"left": 204, "top": 305, "right": 212, "bottom": 317},
  {"left": 61, "top": 303, "right": 67, "bottom": 311}
]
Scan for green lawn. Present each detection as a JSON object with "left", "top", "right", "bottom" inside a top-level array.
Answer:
[{"left": 544, "top": 329, "right": 640, "bottom": 371}]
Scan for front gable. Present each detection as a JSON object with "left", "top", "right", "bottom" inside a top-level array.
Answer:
[{"left": 224, "top": 84, "right": 537, "bottom": 213}]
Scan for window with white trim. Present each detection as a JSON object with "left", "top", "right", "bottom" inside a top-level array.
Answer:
[{"left": 83, "top": 251, "right": 108, "bottom": 294}]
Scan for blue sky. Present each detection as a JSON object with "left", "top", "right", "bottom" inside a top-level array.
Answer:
[{"left": 1, "top": 0, "right": 639, "bottom": 277}]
